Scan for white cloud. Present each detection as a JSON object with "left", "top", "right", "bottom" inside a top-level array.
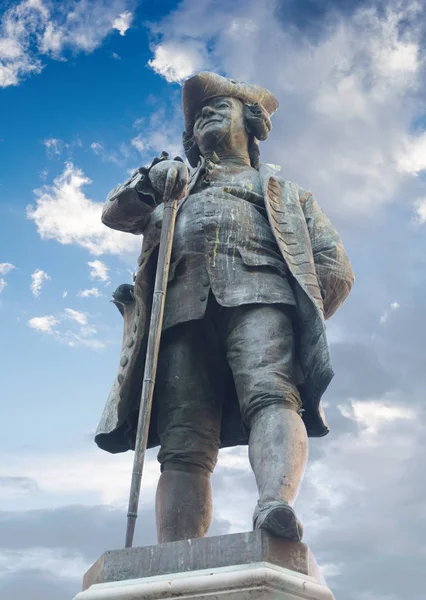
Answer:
[
  {"left": 0, "top": 447, "right": 151, "bottom": 507},
  {"left": 88, "top": 259, "right": 110, "bottom": 283},
  {"left": 0, "top": 0, "right": 46, "bottom": 87},
  {"left": 131, "top": 104, "right": 184, "bottom": 163},
  {"left": 28, "top": 308, "right": 107, "bottom": 350},
  {"left": 0, "top": 263, "right": 15, "bottom": 294},
  {"left": 414, "top": 197, "right": 426, "bottom": 223},
  {"left": 63, "top": 308, "right": 88, "bottom": 326},
  {"left": 379, "top": 301, "right": 400, "bottom": 323},
  {"left": 27, "top": 162, "right": 140, "bottom": 256},
  {"left": 0, "top": 548, "right": 88, "bottom": 580},
  {"left": 59, "top": 328, "right": 105, "bottom": 350},
  {"left": 131, "top": 135, "right": 145, "bottom": 154},
  {"left": 148, "top": 40, "right": 208, "bottom": 83},
  {"left": 338, "top": 398, "right": 415, "bottom": 435},
  {"left": 0, "top": 263, "right": 15, "bottom": 276},
  {"left": 30, "top": 269, "right": 50, "bottom": 297},
  {"left": 90, "top": 141, "right": 103, "bottom": 154},
  {"left": 62, "top": 290, "right": 68, "bottom": 298},
  {"left": 28, "top": 315, "right": 59, "bottom": 334},
  {"left": 146, "top": 0, "right": 425, "bottom": 219},
  {"left": 296, "top": 391, "right": 425, "bottom": 563},
  {"left": 0, "top": 0, "right": 136, "bottom": 88},
  {"left": 77, "top": 287, "right": 102, "bottom": 298},
  {"left": 43, "top": 137, "right": 63, "bottom": 156},
  {"left": 397, "top": 133, "right": 426, "bottom": 175},
  {"left": 112, "top": 10, "right": 133, "bottom": 36}
]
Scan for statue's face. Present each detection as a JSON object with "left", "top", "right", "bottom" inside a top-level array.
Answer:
[{"left": 193, "top": 96, "right": 249, "bottom": 155}]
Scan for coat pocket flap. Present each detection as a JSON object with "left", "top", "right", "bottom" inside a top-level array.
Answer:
[{"left": 237, "top": 246, "right": 287, "bottom": 273}]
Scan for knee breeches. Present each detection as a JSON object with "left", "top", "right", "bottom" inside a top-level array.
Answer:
[{"left": 155, "top": 293, "right": 302, "bottom": 474}]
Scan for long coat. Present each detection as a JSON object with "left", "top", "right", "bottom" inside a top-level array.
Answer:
[{"left": 95, "top": 162, "right": 354, "bottom": 454}]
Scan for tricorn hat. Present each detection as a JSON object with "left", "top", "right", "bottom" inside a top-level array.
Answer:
[{"left": 182, "top": 71, "right": 279, "bottom": 135}]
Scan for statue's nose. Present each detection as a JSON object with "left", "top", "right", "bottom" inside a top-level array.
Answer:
[{"left": 201, "top": 105, "right": 216, "bottom": 117}]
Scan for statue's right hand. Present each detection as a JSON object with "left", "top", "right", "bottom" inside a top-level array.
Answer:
[{"left": 148, "top": 159, "right": 189, "bottom": 202}]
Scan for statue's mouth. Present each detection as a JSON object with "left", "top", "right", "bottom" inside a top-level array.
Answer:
[{"left": 200, "top": 118, "right": 222, "bottom": 129}]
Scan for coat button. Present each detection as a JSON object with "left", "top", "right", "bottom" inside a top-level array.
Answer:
[
  {"left": 117, "top": 374, "right": 124, "bottom": 384},
  {"left": 201, "top": 274, "right": 209, "bottom": 286},
  {"left": 120, "top": 356, "right": 129, "bottom": 367},
  {"left": 127, "top": 337, "right": 134, "bottom": 348},
  {"left": 133, "top": 323, "right": 137, "bottom": 332},
  {"left": 200, "top": 292, "right": 207, "bottom": 301}
]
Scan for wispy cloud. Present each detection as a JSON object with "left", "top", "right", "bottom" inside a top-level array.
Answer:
[
  {"left": 0, "top": 263, "right": 16, "bottom": 294},
  {"left": 0, "top": 0, "right": 136, "bottom": 88},
  {"left": 148, "top": 39, "right": 208, "bottom": 83},
  {"left": 379, "top": 301, "right": 400, "bottom": 324},
  {"left": 131, "top": 104, "right": 184, "bottom": 164},
  {"left": 77, "top": 287, "right": 102, "bottom": 298},
  {"left": 63, "top": 308, "right": 88, "bottom": 326},
  {"left": 338, "top": 397, "right": 415, "bottom": 434},
  {"left": 0, "top": 547, "right": 88, "bottom": 580},
  {"left": 28, "top": 308, "right": 106, "bottom": 350},
  {"left": 112, "top": 10, "right": 133, "bottom": 36},
  {"left": 42, "top": 137, "right": 82, "bottom": 159},
  {"left": 30, "top": 269, "right": 50, "bottom": 297},
  {"left": 88, "top": 260, "right": 109, "bottom": 283},
  {"left": 414, "top": 197, "right": 426, "bottom": 223},
  {"left": 0, "top": 263, "right": 16, "bottom": 276},
  {"left": 28, "top": 315, "right": 59, "bottom": 334},
  {"left": 43, "top": 138, "right": 63, "bottom": 157},
  {"left": 146, "top": 0, "right": 426, "bottom": 220},
  {"left": 27, "top": 162, "right": 140, "bottom": 256},
  {"left": 90, "top": 142, "right": 103, "bottom": 155}
]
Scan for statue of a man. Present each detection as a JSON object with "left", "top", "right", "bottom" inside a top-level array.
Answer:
[{"left": 95, "top": 72, "right": 354, "bottom": 544}]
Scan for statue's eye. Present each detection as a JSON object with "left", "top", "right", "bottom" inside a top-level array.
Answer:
[{"left": 218, "top": 102, "right": 229, "bottom": 109}]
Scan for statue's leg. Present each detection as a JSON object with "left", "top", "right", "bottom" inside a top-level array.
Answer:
[
  {"left": 220, "top": 303, "right": 307, "bottom": 540},
  {"left": 154, "top": 317, "right": 224, "bottom": 543},
  {"left": 155, "top": 468, "right": 212, "bottom": 543},
  {"left": 249, "top": 405, "right": 307, "bottom": 539}
]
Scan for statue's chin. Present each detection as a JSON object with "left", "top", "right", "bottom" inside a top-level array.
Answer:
[{"left": 196, "top": 125, "right": 229, "bottom": 154}]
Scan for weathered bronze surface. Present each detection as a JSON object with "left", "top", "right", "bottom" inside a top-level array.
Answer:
[{"left": 96, "top": 71, "right": 354, "bottom": 544}]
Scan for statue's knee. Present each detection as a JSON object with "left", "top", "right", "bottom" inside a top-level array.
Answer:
[
  {"left": 161, "top": 460, "right": 214, "bottom": 476},
  {"left": 248, "top": 400, "right": 301, "bottom": 430}
]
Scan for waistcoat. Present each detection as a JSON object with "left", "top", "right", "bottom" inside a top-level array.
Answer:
[{"left": 162, "top": 159, "right": 295, "bottom": 331}]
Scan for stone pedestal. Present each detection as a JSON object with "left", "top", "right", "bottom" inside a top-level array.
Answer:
[{"left": 74, "top": 531, "right": 335, "bottom": 600}]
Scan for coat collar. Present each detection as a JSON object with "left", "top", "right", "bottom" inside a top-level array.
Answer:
[
  {"left": 258, "top": 162, "right": 281, "bottom": 180},
  {"left": 190, "top": 159, "right": 281, "bottom": 179}
]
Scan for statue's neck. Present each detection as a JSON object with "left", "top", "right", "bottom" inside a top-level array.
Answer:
[{"left": 204, "top": 149, "right": 251, "bottom": 168}]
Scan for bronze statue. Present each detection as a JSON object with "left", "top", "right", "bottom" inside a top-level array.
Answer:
[{"left": 95, "top": 72, "right": 354, "bottom": 544}]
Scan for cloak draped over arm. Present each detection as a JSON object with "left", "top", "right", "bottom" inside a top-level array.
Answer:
[{"left": 300, "top": 191, "right": 354, "bottom": 320}]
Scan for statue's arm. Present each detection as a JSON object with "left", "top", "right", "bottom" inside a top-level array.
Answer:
[
  {"left": 101, "top": 171, "right": 158, "bottom": 235},
  {"left": 101, "top": 153, "right": 174, "bottom": 234},
  {"left": 300, "top": 190, "right": 354, "bottom": 319}
]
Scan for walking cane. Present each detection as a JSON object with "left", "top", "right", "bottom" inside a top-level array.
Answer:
[{"left": 124, "top": 166, "right": 183, "bottom": 548}]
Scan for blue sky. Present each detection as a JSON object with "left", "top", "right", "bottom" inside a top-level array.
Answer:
[{"left": 1, "top": 1, "right": 426, "bottom": 599}]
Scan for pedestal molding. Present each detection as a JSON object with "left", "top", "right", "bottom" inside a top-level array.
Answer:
[{"left": 74, "top": 561, "right": 334, "bottom": 600}]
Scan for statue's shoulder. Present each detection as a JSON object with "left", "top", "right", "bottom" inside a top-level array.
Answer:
[{"left": 260, "top": 164, "right": 307, "bottom": 203}]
